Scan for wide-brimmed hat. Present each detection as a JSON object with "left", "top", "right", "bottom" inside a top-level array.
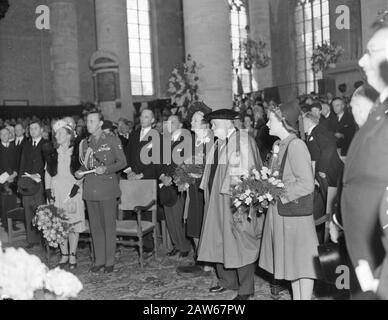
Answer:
[
  {"left": 205, "top": 109, "right": 240, "bottom": 122},
  {"left": 187, "top": 102, "right": 212, "bottom": 124},
  {"left": 276, "top": 100, "right": 301, "bottom": 130}
]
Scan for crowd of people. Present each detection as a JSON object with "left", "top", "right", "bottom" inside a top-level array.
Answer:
[{"left": 1, "top": 19, "right": 388, "bottom": 301}]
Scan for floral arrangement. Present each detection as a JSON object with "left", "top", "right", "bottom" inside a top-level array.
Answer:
[
  {"left": 173, "top": 155, "right": 205, "bottom": 192},
  {"left": 32, "top": 204, "right": 71, "bottom": 248},
  {"left": 311, "top": 41, "right": 344, "bottom": 73},
  {"left": 167, "top": 54, "right": 202, "bottom": 108},
  {"left": 242, "top": 38, "right": 271, "bottom": 70},
  {"left": 0, "top": 243, "right": 83, "bottom": 300},
  {"left": 231, "top": 167, "right": 285, "bottom": 222}
]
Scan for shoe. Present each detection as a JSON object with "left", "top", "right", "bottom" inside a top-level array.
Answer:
[
  {"left": 56, "top": 254, "right": 69, "bottom": 269},
  {"left": 89, "top": 265, "right": 105, "bottom": 273},
  {"left": 69, "top": 253, "right": 77, "bottom": 270},
  {"left": 179, "top": 251, "right": 189, "bottom": 258},
  {"left": 233, "top": 294, "right": 252, "bottom": 300},
  {"left": 209, "top": 285, "right": 227, "bottom": 293},
  {"left": 167, "top": 248, "right": 179, "bottom": 256},
  {"left": 104, "top": 265, "right": 114, "bottom": 274}
]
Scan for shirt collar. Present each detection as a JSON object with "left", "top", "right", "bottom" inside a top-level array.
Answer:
[
  {"left": 307, "top": 124, "right": 317, "bottom": 136},
  {"left": 171, "top": 129, "right": 182, "bottom": 142},
  {"left": 337, "top": 112, "right": 344, "bottom": 120},
  {"left": 33, "top": 137, "right": 42, "bottom": 145},
  {"left": 380, "top": 87, "right": 388, "bottom": 103},
  {"left": 2, "top": 142, "right": 9, "bottom": 147},
  {"left": 141, "top": 127, "right": 152, "bottom": 135}
]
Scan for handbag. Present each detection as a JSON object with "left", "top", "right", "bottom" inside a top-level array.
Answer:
[{"left": 277, "top": 138, "right": 313, "bottom": 217}]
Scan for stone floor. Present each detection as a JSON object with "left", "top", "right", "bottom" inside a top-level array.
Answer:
[{"left": 1, "top": 224, "right": 348, "bottom": 300}]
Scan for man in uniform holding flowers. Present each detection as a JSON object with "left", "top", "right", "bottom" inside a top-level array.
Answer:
[{"left": 197, "top": 109, "right": 264, "bottom": 300}]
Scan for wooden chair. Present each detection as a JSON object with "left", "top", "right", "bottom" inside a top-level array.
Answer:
[
  {"left": 6, "top": 207, "right": 26, "bottom": 243},
  {"left": 117, "top": 180, "right": 158, "bottom": 268},
  {"left": 315, "top": 187, "right": 338, "bottom": 243}
]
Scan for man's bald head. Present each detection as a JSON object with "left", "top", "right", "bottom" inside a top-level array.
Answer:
[
  {"left": 359, "top": 27, "right": 388, "bottom": 93},
  {"left": 140, "top": 109, "right": 155, "bottom": 129}
]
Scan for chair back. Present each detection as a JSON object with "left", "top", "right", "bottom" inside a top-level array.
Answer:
[{"left": 119, "top": 180, "right": 157, "bottom": 211}]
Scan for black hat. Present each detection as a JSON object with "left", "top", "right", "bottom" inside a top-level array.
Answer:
[
  {"left": 278, "top": 100, "right": 301, "bottom": 130},
  {"left": 187, "top": 102, "right": 212, "bottom": 124},
  {"left": 159, "top": 186, "right": 178, "bottom": 207},
  {"left": 205, "top": 109, "right": 240, "bottom": 122},
  {"left": 17, "top": 177, "right": 40, "bottom": 196},
  {"left": 102, "top": 120, "right": 116, "bottom": 131}
]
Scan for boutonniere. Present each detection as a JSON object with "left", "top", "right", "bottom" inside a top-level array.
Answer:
[
  {"left": 273, "top": 144, "right": 280, "bottom": 156},
  {"left": 309, "top": 136, "right": 314, "bottom": 142},
  {"left": 146, "top": 143, "right": 153, "bottom": 149}
]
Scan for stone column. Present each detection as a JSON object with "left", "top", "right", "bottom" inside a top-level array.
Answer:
[
  {"left": 50, "top": 0, "right": 80, "bottom": 105},
  {"left": 183, "top": 0, "right": 233, "bottom": 110},
  {"left": 249, "top": 0, "right": 273, "bottom": 91},
  {"left": 95, "top": 0, "right": 134, "bottom": 121}
]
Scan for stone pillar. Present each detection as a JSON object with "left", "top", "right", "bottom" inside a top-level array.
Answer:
[
  {"left": 249, "top": 0, "right": 273, "bottom": 91},
  {"left": 95, "top": 0, "right": 134, "bottom": 121},
  {"left": 183, "top": 0, "right": 233, "bottom": 110},
  {"left": 50, "top": 0, "right": 80, "bottom": 105}
]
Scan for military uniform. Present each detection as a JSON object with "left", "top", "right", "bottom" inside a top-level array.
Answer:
[{"left": 79, "top": 131, "right": 127, "bottom": 267}]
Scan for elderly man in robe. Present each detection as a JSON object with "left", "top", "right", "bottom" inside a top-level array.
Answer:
[{"left": 197, "top": 109, "right": 264, "bottom": 300}]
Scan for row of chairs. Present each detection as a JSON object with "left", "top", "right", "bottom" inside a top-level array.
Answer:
[{"left": 6, "top": 180, "right": 172, "bottom": 269}]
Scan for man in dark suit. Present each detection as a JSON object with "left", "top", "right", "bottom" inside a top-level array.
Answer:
[
  {"left": 117, "top": 118, "right": 132, "bottom": 149},
  {"left": 125, "top": 109, "right": 159, "bottom": 180},
  {"left": 0, "top": 127, "right": 18, "bottom": 232},
  {"left": 341, "top": 24, "right": 388, "bottom": 299},
  {"left": 18, "top": 120, "right": 52, "bottom": 248},
  {"left": 158, "top": 114, "right": 191, "bottom": 257},
  {"left": 321, "top": 102, "right": 338, "bottom": 133},
  {"left": 14, "top": 123, "right": 28, "bottom": 172},
  {"left": 124, "top": 109, "right": 160, "bottom": 253},
  {"left": 332, "top": 97, "right": 357, "bottom": 156}
]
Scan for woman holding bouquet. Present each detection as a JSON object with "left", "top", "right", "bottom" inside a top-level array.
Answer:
[
  {"left": 45, "top": 119, "right": 85, "bottom": 270},
  {"left": 258, "top": 101, "right": 320, "bottom": 300}
]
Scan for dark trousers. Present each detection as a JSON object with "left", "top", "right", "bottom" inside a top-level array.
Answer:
[
  {"left": 86, "top": 199, "right": 117, "bottom": 267},
  {"left": 164, "top": 194, "right": 191, "bottom": 253},
  {"left": 0, "top": 192, "right": 17, "bottom": 231},
  {"left": 216, "top": 263, "right": 256, "bottom": 295},
  {"left": 22, "top": 184, "right": 44, "bottom": 245}
]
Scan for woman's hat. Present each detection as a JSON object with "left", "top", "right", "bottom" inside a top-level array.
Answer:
[
  {"left": 53, "top": 120, "right": 73, "bottom": 133},
  {"left": 205, "top": 109, "right": 240, "bottom": 122},
  {"left": 278, "top": 100, "right": 301, "bottom": 130},
  {"left": 187, "top": 102, "right": 212, "bottom": 123}
]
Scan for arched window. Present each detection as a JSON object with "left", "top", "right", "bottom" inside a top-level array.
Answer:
[
  {"left": 127, "top": 0, "right": 154, "bottom": 96},
  {"left": 229, "top": 0, "right": 250, "bottom": 95},
  {"left": 295, "top": 0, "right": 330, "bottom": 95}
]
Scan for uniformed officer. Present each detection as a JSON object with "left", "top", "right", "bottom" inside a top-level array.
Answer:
[{"left": 75, "top": 109, "right": 127, "bottom": 273}]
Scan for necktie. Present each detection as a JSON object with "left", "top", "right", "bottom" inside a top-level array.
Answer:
[
  {"left": 140, "top": 129, "right": 145, "bottom": 141},
  {"left": 208, "top": 142, "right": 219, "bottom": 194},
  {"left": 33, "top": 141, "right": 37, "bottom": 148}
]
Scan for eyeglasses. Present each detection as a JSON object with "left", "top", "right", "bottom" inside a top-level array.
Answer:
[{"left": 364, "top": 47, "right": 385, "bottom": 56}]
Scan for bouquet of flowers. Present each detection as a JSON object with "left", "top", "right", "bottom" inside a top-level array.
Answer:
[
  {"left": 32, "top": 204, "right": 71, "bottom": 248},
  {"left": 173, "top": 155, "right": 205, "bottom": 192},
  {"left": 231, "top": 167, "right": 285, "bottom": 223},
  {"left": 0, "top": 242, "right": 83, "bottom": 300},
  {"left": 311, "top": 41, "right": 344, "bottom": 73},
  {"left": 167, "top": 54, "right": 202, "bottom": 108}
]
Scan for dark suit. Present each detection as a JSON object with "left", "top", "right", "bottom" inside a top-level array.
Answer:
[
  {"left": 342, "top": 99, "right": 388, "bottom": 299},
  {"left": 125, "top": 128, "right": 159, "bottom": 180},
  {"left": 0, "top": 142, "right": 18, "bottom": 230},
  {"left": 14, "top": 136, "right": 28, "bottom": 173},
  {"left": 321, "top": 111, "right": 338, "bottom": 133},
  {"left": 159, "top": 133, "right": 191, "bottom": 254},
  {"left": 306, "top": 124, "right": 344, "bottom": 187},
  {"left": 118, "top": 134, "right": 129, "bottom": 150},
  {"left": 336, "top": 111, "right": 357, "bottom": 156},
  {"left": 18, "top": 138, "right": 51, "bottom": 245}
]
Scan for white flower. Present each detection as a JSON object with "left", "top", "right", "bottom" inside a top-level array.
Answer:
[
  {"left": 258, "top": 196, "right": 264, "bottom": 202},
  {"left": 273, "top": 145, "right": 280, "bottom": 154},
  {"left": 44, "top": 268, "right": 83, "bottom": 299},
  {"left": 268, "top": 177, "right": 275, "bottom": 184},
  {"left": 234, "top": 200, "right": 242, "bottom": 208},
  {"left": 244, "top": 189, "right": 252, "bottom": 196},
  {"left": 265, "top": 193, "right": 274, "bottom": 202},
  {"left": 277, "top": 183, "right": 285, "bottom": 188},
  {"left": 273, "top": 171, "right": 279, "bottom": 177},
  {"left": 245, "top": 197, "right": 253, "bottom": 205}
]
